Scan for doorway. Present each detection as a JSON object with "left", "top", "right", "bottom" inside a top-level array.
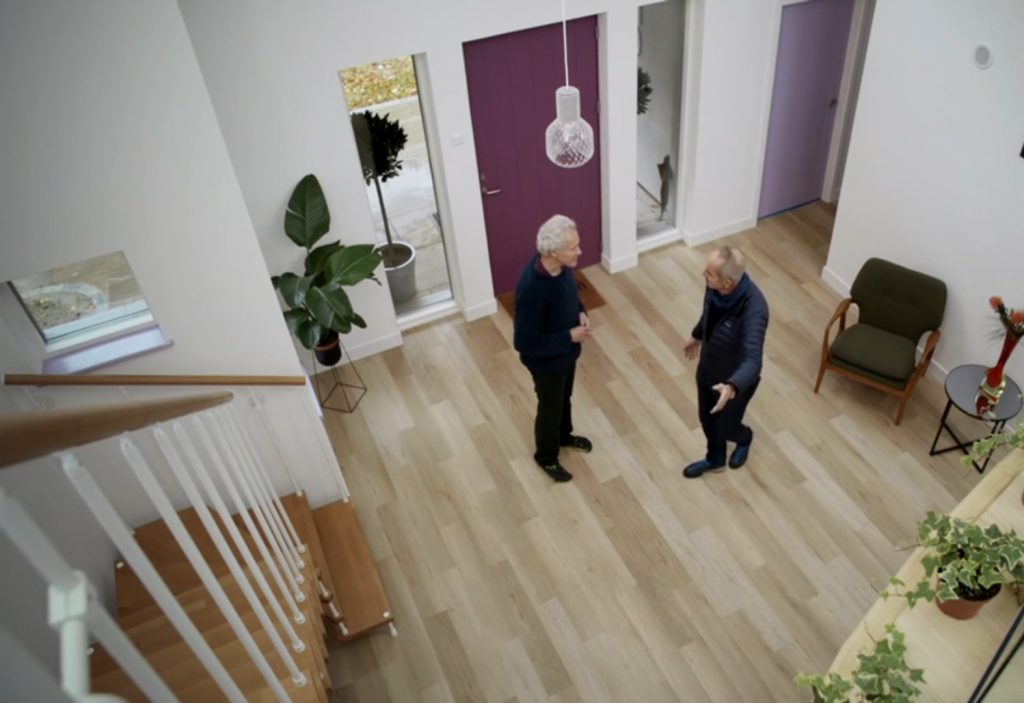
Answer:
[
  {"left": 463, "top": 17, "right": 602, "bottom": 297},
  {"left": 636, "top": 0, "right": 685, "bottom": 240},
  {"left": 340, "top": 56, "right": 454, "bottom": 317},
  {"left": 758, "top": 0, "right": 855, "bottom": 219}
]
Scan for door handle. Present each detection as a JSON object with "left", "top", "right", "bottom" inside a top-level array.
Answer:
[{"left": 482, "top": 186, "right": 502, "bottom": 195}]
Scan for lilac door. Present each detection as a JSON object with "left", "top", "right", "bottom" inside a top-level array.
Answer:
[
  {"left": 464, "top": 18, "right": 601, "bottom": 296},
  {"left": 758, "top": 0, "right": 854, "bottom": 218}
]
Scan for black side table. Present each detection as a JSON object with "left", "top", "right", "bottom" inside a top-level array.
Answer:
[{"left": 929, "top": 363, "right": 1022, "bottom": 473}]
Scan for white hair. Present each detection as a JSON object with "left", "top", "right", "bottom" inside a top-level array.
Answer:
[
  {"left": 536, "top": 214, "right": 577, "bottom": 255},
  {"left": 715, "top": 245, "right": 746, "bottom": 283}
]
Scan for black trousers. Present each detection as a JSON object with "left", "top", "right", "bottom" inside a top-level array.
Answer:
[
  {"left": 697, "top": 372, "right": 760, "bottom": 466},
  {"left": 531, "top": 363, "right": 576, "bottom": 465}
]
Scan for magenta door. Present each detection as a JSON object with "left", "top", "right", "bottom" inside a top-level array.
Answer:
[
  {"left": 758, "top": 0, "right": 854, "bottom": 218},
  {"left": 464, "top": 17, "right": 601, "bottom": 296}
]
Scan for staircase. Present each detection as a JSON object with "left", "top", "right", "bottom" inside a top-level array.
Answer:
[{"left": 0, "top": 381, "right": 394, "bottom": 701}]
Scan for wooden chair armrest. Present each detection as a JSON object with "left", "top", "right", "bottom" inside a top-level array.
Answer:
[
  {"left": 822, "top": 298, "right": 853, "bottom": 358},
  {"left": 912, "top": 329, "right": 942, "bottom": 378}
]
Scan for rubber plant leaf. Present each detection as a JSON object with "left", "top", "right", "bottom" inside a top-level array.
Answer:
[
  {"left": 284, "top": 174, "right": 331, "bottom": 249},
  {"left": 272, "top": 273, "right": 312, "bottom": 308},
  {"left": 325, "top": 243, "right": 382, "bottom": 286}
]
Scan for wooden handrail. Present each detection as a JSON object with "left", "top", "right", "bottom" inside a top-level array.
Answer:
[
  {"left": 0, "top": 392, "right": 233, "bottom": 469},
  {"left": 3, "top": 374, "right": 306, "bottom": 387}
]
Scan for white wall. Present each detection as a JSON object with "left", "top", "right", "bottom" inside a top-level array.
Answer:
[
  {"left": 0, "top": 0, "right": 339, "bottom": 672},
  {"left": 678, "top": 0, "right": 778, "bottom": 244},
  {"left": 825, "top": 0, "right": 1024, "bottom": 381},
  {"left": 637, "top": 0, "right": 684, "bottom": 210},
  {"left": 178, "top": 0, "right": 648, "bottom": 345}
]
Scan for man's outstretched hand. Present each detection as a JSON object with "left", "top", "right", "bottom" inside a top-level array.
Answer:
[{"left": 710, "top": 383, "right": 736, "bottom": 414}]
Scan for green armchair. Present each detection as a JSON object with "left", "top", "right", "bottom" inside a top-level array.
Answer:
[{"left": 814, "top": 258, "right": 947, "bottom": 425}]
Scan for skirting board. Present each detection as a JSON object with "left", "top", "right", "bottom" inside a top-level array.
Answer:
[
  {"left": 636, "top": 228, "right": 683, "bottom": 253},
  {"left": 681, "top": 216, "right": 757, "bottom": 247},
  {"left": 463, "top": 298, "right": 498, "bottom": 321},
  {"left": 820, "top": 265, "right": 851, "bottom": 297},
  {"left": 601, "top": 251, "right": 639, "bottom": 274},
  {"left": 344, "top": 330, "right": 403, "bottom": 363}
]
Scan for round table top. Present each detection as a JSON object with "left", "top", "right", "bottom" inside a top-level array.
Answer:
[{"left": 945, "top": 364, "right": 1023, "bottom": 421}]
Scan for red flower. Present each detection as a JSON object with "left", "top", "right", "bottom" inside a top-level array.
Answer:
[
  {"left": 990, "top": 295, "right": 1003, "bottom": 310},
  {"left": 1012, "top": 310, "right": 1024, "bottom": 326}
]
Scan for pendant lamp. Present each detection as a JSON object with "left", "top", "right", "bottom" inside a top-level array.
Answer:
[{"left": 545, "top": 0, "right": 594, "bottom": 168}]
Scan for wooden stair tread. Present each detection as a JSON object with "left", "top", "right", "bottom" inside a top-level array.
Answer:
[{"left": 311, "top": 499, "right": 393, "bottom": 639}]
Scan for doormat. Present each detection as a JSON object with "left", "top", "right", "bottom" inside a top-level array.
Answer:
[{"left": 498, "top": 270, "right": 606, "bottom": 318}]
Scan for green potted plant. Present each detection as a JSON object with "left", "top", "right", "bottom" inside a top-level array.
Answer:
[
  {"left": 795, "top": 624, "right": 924, "bottom": 702},
  {"left": 637, "top": 67, "right": 653, "bottom": 115},
  {"left": 271, "top": 174, "right": 382, "bottom": 366},
  {"left": 965, "top": 422, "right": 1024, "bottom": 504},
  {"left": 352, "top": 110, "right": 415, "bottom": 305},
  {"left": 883, "top": 510, "right": 1024, "bottom": 620}
]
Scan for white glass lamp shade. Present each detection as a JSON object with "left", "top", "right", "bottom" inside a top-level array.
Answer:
[{"left": 545, "top": 86, "right": 594, "bottom": 168}]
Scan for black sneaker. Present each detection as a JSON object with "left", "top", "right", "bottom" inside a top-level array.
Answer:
[
  {"left": 729, "top": 433, "right": 753, "bottom": 469},
  {"left": 682, "top": 459, "right": 726, "bottom": 479},
  {"left": 539, "top": 462, "right": 573, "bottom": 482},
  {"left": 560, "top": 435, "right": 593, "bottom": 453}
]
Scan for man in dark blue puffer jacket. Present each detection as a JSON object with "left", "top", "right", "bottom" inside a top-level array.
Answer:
[
  {"left": 513, "top": 215, "right": 594, "bottom": 483},
  {"left": 682, "top": 246, "right": 769, "bottom": 478}
]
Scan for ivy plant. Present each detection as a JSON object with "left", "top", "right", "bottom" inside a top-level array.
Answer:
[
  {"left": 795, "top": 624, "right": 924, "bottom": 702},
  {"left": 882, "top": 510, "right": 1024, "bottom": 606}
]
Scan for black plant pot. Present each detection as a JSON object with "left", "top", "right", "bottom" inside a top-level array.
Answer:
[{"left": 314, "top": 331, "right": 342, "bottom": 366}]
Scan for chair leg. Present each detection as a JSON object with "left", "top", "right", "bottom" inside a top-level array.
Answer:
[
  {"left": 814, "top": 361, "right": 828, "bottom": 393},
  {"left": 895, "top": 392, "right": 910, "bottom": 425}
]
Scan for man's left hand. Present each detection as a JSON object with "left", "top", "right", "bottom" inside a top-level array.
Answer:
[
  {"left": 710, "top": 383, "right": 736, "bottom": 414},
  {"left": 580, "top": 312, "right": 591, "bottom": 329}
]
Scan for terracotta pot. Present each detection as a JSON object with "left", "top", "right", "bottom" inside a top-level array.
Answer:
[{"left": 934, "top": 583, "right": 1001, "bottom": 620}]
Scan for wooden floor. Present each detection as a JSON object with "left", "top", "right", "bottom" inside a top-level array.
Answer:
[{"left": 321, "top": 202, "right": 987, "bottom": 702}]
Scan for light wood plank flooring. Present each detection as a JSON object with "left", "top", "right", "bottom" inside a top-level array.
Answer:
[{"left": 321, "top": 202, "right": 988, "bottom": 702}]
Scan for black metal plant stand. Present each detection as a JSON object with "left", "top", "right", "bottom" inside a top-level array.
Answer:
[{"left": 310, "top": 342, "right": 366, "bottom": 413}]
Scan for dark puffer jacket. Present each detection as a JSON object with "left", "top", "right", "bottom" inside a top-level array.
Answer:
[{"left": 691, "top": 278, "right": 769, "bottom": 392}]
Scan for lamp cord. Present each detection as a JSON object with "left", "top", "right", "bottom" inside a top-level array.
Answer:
[{"left": 561, "top": 0, "right": 569, "bottom": 87}]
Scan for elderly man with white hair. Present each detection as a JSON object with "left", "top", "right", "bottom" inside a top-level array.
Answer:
[{"left": 513, "top": 214, "right": 594, "bottom": 483}]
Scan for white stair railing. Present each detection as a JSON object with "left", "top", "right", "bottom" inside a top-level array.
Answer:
[
  {"left": 60, "top": 452, "right": 251, "bottom": 702},
  {"left": 227, "top": 405, "right": 307, "bottom": 560},
  {"left": 0, "top": 485, "right": 176, "bottom": 703},
  {"left": 118, "top": 437, "right": 305, "bottom": 697},
  {"left": 152, "top": 426, "right": 308, "bottom": 655},
  {"left": 216, "top": 410, "right": 305, "bottom": 578},
  {"left": 192, "top": 417, "right": 308, "bottom": 623}
]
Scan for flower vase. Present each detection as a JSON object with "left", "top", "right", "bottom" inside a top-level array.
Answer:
[{"left": 976, "top": 333, "right": 1020, "bottom": 416}]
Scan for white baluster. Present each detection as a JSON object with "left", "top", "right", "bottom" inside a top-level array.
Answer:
[
  {"left": 118, "top": 438, "right": 305, "bottom": 695},
  {"left": 191, "top": 417, "right": 307, "bottom": 623},
  {"left": 217, "top": 408, "right": 305, "bottom": 578},
  {"left": 54, "top": 459, "right": 249, "bottom": 702},
  {"left": 229, "top": 403, "right": 307, "bottom": 557},
  {"left": 0, "top": 486, "right": 177, "bottom": 702},
  {"left": 247, "top": 388, "right": 302, "bottom": 495},
  {"left": 153, "top": 426, "right": 307, "bottom": 654},
  {"left": 206, "top": 412, "right": 306, "bottom": 603}
]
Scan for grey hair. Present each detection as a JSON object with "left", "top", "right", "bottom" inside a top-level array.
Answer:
[
  {"left": 536, "top": 214, "right": 578, "bottom": 255},
  {"left": 715, "top": 245, "right": 746, "bottom": 284}
]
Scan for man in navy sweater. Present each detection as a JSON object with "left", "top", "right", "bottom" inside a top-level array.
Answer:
[
  {"left": 513, "top": 215, "right": 594, "bottom": 482},
  {"left": 682, "top": 246, "right": 769, "bottom": 478}
]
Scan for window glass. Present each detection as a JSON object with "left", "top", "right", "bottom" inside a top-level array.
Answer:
[{"left": 9, "top": 251, "right": 153, "bottom": 346}]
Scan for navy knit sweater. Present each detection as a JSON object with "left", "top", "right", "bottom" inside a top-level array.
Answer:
[{"left": 513, "top": 255, "right": 584, "bottom": 375}]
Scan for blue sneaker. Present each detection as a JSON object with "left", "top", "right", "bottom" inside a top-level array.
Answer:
[
  {"left": 682, "top": 459, "right": 726, "bottom": 479},
  {"left": 730, "top": 433, "right": 753, "bottom": 469}
]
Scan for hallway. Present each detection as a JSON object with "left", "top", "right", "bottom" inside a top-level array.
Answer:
[{"left": 321, "top": 202, "right": 978, "bottom": 702}]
